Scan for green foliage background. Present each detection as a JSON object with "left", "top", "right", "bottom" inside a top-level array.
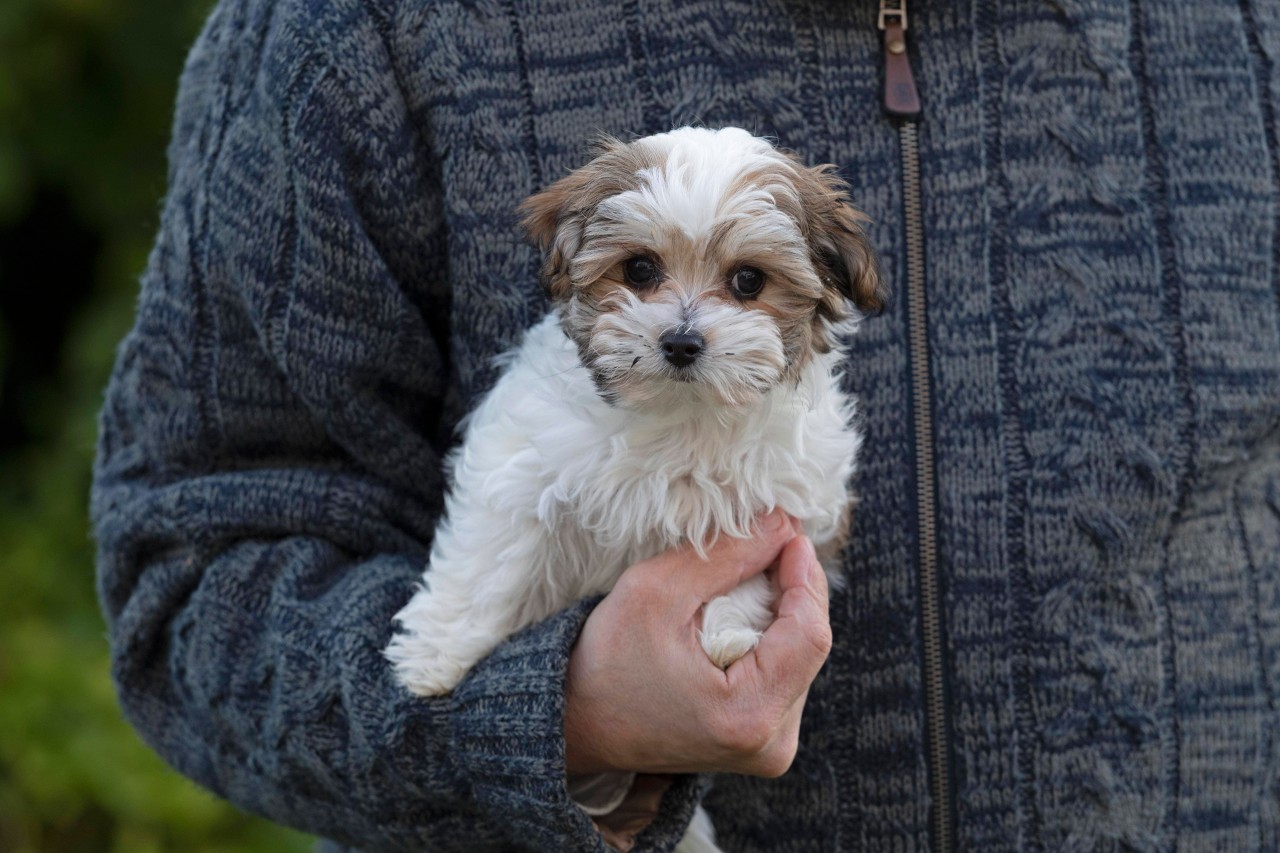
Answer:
[{"left": 0, "top": 2, "right": 311, "bottom": 850}]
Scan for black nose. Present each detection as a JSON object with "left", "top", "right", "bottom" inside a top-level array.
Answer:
[{"left": 659, "top": 330, "right": 705, "bottom": 368}]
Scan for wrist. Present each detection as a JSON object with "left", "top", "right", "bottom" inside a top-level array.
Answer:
[{"left": 563, "top": 657, "right": 615, "bottom": 775}]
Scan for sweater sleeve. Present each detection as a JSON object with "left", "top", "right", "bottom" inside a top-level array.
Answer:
[{"left": 91, "top": 1, "right": 701, "bottom": 848}]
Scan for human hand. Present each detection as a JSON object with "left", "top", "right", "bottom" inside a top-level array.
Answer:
[{"left": 563, "top": 509, "right": 832, "bottom": 778}]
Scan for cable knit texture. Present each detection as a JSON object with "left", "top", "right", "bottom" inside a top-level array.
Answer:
[{"left": 92, "top": 0, "right": 1280, "bottom": 850}]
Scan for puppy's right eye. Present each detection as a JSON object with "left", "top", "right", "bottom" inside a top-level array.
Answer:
[{"left": 623, "top": 256, "right": 660, "bottom": 288}]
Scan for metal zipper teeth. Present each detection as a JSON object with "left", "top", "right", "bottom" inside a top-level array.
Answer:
[
  {"left": 881, "top": 4, "right": 954, "bottom": 847},
  {"left": 897, "top": 120, "right": 953, "bottom": 853}
]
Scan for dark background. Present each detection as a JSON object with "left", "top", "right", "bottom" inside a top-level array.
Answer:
[{"left": 0, "top": 2, "right": 309, "bottom": 849}]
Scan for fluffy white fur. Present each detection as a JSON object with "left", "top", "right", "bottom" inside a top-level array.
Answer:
[
  {"left": 385, "top": 127, "right": 878, "bottom": 851},
  {"left": 388, "top": 312, "right": 857, "bottom": 689}
]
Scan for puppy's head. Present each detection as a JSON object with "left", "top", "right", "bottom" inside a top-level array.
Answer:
[{"left": 520, "top": 127, "right": 883, "bottom": 409}]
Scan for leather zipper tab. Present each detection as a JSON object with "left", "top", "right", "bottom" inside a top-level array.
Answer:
[{"left": 879, "top": 2, "right": 921, "bottom": 120}]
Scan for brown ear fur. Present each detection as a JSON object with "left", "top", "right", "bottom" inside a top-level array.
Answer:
[
  {"left": 784, "top": 157, "right": 886, "bottom": 318},
  {"left": 518, "top": 168, "right": 594, "bottom": 302},
  {"left": 518, "top": 137, "right": 652, "bottom": 302}
]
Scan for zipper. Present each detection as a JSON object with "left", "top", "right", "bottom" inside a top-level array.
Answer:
[{"left": 878, "top": 4, "right": 955, "bottom": 852}]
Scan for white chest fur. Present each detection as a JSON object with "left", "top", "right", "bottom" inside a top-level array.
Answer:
[{"left": 387, "top": 312, "right": 859, "bottom": 695}]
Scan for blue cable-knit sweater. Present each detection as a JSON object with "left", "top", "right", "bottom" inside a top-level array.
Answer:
[{"left": 92, "top": 0, "right": 1280, "bottom": 850}]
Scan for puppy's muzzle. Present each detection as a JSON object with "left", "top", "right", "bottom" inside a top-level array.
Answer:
[{"left": 659, "top": 329, "right": 704, "bottom": 368}]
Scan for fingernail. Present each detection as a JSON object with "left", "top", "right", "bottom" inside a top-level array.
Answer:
[{"left": 762, "top": 510, "right": 785, "bottom": 532}]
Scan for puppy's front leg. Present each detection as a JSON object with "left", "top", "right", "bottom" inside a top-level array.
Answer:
[
  {"left": 387, "top": 515, "right": 565, "bottom": 696},
  {"left": 699, "top": 572, "right": 775, "bottom": 669},
  {"left": 387, "top": 567, "right": 507, "bottom": 696}
]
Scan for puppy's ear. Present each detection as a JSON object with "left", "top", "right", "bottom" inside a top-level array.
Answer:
[
  {"left": 519, "top": 169, "right": 594, "bottom": 302},
  {"left": 789, "top": 160, "right": 887, "bottom": 319},
  {"left": 519, "top": 136, "right": 642, "bottom": 303}
]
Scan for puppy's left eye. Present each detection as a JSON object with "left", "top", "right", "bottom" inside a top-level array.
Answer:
[
  {"left": 624, "top": 256, "right": 661, "bottom": 288},
  {"left": 731, "top": 266, "right": 766, "bottom": 298}
]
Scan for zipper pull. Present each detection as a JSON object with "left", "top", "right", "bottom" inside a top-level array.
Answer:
[{"left": 879, "top": 1, "right": 921, "bottom": 121}]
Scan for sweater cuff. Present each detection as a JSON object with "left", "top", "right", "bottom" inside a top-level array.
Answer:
[{"left": 448, "top": 597, "right": 703, "bottom": 851}]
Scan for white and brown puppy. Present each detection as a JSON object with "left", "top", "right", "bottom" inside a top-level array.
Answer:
[
  {"left": 386, "top": 126, "right": 881, "bottom": 843},
  {"left": 388, "top": 124, "right": 882, "bottom": 695}
]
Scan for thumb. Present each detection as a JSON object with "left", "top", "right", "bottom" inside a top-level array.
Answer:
[{"left": 747, "top": 534, "right": 832, "bottom": 698}]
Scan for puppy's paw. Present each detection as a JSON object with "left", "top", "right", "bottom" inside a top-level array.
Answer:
[
  {"left": 386, "top": 584, "right": 487, "bottom": 696},
  {"left": 699, "top": 624, "right": 763, "bottom": 670},
  {"left": 386, "top": 641, "right": 470, "bottom": 697},
  {"left": 699, "top": 580, "right": 774, "bottom": 669}
]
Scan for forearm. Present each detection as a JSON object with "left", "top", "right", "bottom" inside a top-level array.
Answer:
[
  {"left": 97, "top": 502, "right": 616, "bottom": 849},
  {"left": 106, "top": 539, "right": 445, "bottom": 846},
  {"left": 91, "top": 0, "right": 707, "bottom": 844}
]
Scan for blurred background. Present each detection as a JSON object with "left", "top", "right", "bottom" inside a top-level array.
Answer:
[{"left": 0, "top": 2, "right": 310, "bottom": 850}]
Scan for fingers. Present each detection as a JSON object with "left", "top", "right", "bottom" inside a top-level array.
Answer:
[
  {"left": 776, "top": 532, "right": 829, "bottom": 620},
  {"left": 740, "top": 535, "right": 832, "bottom": 699},
  {"left": 700, "top": 534, "right": 828, "bottom": 776},
  {"left": 704, "top": 685, "right": 810, "bottom": 777},
  {"left": 750, "top": 691, "right": 808, "bottom": 777},
  {"left": 674, "top": 509, "right": 799, "bottom": 600}
]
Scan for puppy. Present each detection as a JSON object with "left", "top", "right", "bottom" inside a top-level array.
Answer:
[{"left": 386, "top": 127, "right": 882, "bottom": 849}]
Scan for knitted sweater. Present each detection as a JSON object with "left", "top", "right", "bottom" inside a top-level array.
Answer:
[{"left": 92, "top": 0, "right": 1280, "bottom": 850}]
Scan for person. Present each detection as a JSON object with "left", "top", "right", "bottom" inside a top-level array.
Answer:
[{"left": 92, "top": 0, "right": 1280, "bottom": 850}]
